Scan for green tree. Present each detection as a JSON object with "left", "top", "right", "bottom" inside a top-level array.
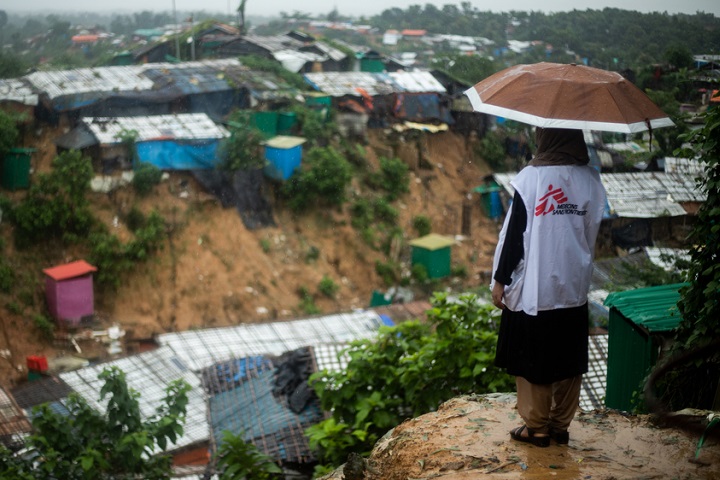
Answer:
[
  {"left": 0, "top": 367, "right": 191, "bottom": 479},
  {"left": 10, "top": 150, "right": 94, "bottom": 245},
  {"left": 306, "top": 293, "right": 513, "bottom": 468},
  {"left": 659, "top": 105, "right": 720, "bottom": 410}
]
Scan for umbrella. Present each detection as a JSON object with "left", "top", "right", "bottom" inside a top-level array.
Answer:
[{"left": 463, "top": 62, "right": 675, "bottom": 133}]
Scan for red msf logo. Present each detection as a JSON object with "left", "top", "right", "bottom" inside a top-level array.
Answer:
[{"left": 535, "top": 184, "right": 568, "bottom": 216}]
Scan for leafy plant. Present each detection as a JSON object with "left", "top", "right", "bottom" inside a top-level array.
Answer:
[
  {"left": 215, "top": 430, "right": 282, "bottom": 480},
  {"left": 412, "top": 215, "right": 432, "bottom": 237},
  {"left": 0, "top": 367, "right": 191, "bottom": 479},
  {"left": 132, "top": 162, "right": 163, "bottom": 196},
  {"left": 318, "top": 275, "right": 339, "bottom": 299},
  {"left": 375, "top": 260, "right": 400, "bottom": 286},
  {"left": 280, "top": 147, "right": 352, "bottom": 212},
  {"left": 32, "top": 313, "right": 55, "bottom": 340},
  {"left": 307, "top": 293, "right": 513, "bottom": 469},
  {"left": 220, "top": 115, "right": 266, "bottom": 171},
  {"left": 365, "top": 156, "right": 410, "bottom": 201},
  {"left": 659, "top": 105, "right": 720, "bottom": 410},
  {"left": 10, "top": 150, "right": 94, "bottom": 246},
  {"left": 0, "top": 109, "right": 19, "bottom": 157},
  {"left": 297, "top": 286, "right": 320, "bottom": 315},
  {"left": 115, "top": 128, "right": 139, "bottom": 165},
  {"left": 476, "top": 130, "right": 507, "bottom": 171}
]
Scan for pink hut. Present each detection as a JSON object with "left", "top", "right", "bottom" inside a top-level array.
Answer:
[{"left": 43, "top": 260, "right": 97, "bottom": 326}]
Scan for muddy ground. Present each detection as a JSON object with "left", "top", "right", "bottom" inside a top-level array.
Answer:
[{"left": 323, "top": 394, "right": 720, "bottom": 480}]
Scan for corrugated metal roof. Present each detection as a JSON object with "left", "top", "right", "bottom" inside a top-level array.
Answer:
[
  {"left": 157, "top": 310, "right": 386, "bottom": 372},
  {"left": 493, "top": 171, "right": 702, "bottom": 218},
  {"left": 0, "top": 387, "right": 32, "bottom": 446},
  {"left": 664, "top": 157, "right": 704, "bottom": 175},
  {"left": 59, "top": 346, "right": 208, "bottom": 453},
  {"left": 580, "top": 334, "right": 608, "bottom": 411},
  {"left": 644, "top": 246, "right": 690, "bottom": 271},
  {"left": 303, "top": 71, "right": 446, "bottom": 97},
  {"left": 241, "top": 34, "right": 304, "bottom": 52},
  {"left": 0, "top": 78, "right": 38, "bottom": 106},
  {"left": 602, "top": 172, "right": 698, "bottom": 217},
  {"left": 26, "top": 65, "right": 153, "bottom": 100},
  {"left": 84, "top": 113, "right": 230, "bottom": 144},
  {"left": 388, "top": 71, "right": 446, "bottom": 93},
  {"left": 603, "top": 283, "right": 687, "bottom": 332}
]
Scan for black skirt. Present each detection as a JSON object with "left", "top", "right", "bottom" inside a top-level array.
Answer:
[{"left": 494, "top": 303, "right": 589, "bottom": 385}]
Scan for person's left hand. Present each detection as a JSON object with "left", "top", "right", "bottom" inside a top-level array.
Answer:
[{"left": 492, "top": 282, "right": 506, "bottom": 310}]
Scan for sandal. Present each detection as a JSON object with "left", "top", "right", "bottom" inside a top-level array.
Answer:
[
  {"left": 509, "top": 425, "right": 550, "bottom": 447},
  {"left": 550, "top": 428, "right": 569, "bottom": 445}
]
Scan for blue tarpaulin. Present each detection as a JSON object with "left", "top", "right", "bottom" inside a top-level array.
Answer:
[{"left": 135, "top": 139, "right": 222, "bottom": 170}]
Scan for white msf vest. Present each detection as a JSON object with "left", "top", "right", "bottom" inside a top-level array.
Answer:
[{"left": 493, "top": 165, "right": 606, "bottom": 315}]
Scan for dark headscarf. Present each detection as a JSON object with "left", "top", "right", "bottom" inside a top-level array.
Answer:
[{"left": 529, "top": 127, "right": 590, "bottom": 166}]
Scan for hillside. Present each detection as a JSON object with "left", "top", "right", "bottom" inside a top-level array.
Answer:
[{"left": 0, "top": 126, "right": 499, "bottom": 387}]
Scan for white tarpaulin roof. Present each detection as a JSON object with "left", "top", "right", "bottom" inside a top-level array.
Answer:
[{"left": 84, "top": 113, "right": 230, "bottom": 144}]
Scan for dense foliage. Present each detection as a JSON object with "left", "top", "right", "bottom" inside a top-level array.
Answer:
[
  {"left": 279, "top": 146, "right": 353, "bottom": 211},
  {"left": 10, "top": 150, "right": 94, "bottom": 246},
  {"left": 306, "top": 293, "right": 513, "bottom": 469},
  {"left": 0, "top": 110, "right": 18, "bottom": 157},
  {"left": 215, "top": 431, "right": 283, "bottom": 479},
  {"left": 662, "top": 105, "right": 720, "bottom": 410},
  {"left": 0, "top": 367, "right": 191, "bottom": 479}
]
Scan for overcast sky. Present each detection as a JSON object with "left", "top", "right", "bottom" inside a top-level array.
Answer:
[{"left": 9, "top": 0, "right": 720, "bottom": 19}]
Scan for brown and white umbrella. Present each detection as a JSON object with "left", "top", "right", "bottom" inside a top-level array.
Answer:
[{"left": 463, "top": 62, "right": 675, "bottom": 133}]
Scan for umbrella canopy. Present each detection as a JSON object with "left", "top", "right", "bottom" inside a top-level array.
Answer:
[{"left": 463, "top": 62, "right": 675, "bottom": 133}]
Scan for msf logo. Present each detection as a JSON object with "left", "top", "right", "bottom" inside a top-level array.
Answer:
[{"left": 535, "top": 184, "right": 567, "bottom": 216}]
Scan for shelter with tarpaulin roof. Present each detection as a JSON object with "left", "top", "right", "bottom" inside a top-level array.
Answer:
[
  {"left": 303, "top": 70, "right": 452, "bottom": 134},
  {"left": 22, "top": 59, "right": 298, "bottom": 125},
  {"left": 55, "top": 113, "right": 230, "bottom": 173}
]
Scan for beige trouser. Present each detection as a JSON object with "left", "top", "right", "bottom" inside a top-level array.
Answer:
[{"left": 515, "top": 375, "right": 582, "bottom": 434}]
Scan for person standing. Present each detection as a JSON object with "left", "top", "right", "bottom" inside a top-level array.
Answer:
[{"left": 490, "top": 127, "right": 606, "bottom": 447}]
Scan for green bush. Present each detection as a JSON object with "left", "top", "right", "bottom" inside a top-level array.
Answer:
[
  {"left": 32, "top": 314, "right": 55, "bottom": 341},
  {"left": 307, "top": 293, "right": 513, "bottom": 469},
  {"left": 375, "top": 260, "right": 399, "bottom": 286},
  {"left": 366, "top": 156, "right": 410, "bottom": 201},
  {"left": 477, "top": 131, "right": 507, "bottom": 171},
  {"left": 89, "top": 211, "right": 166, "bottom": 289},
  {"left": 297, "top": 286, "right": 320, "bottom": 315},
  {"left": 318, "top": 275, "right": 339, "bottom": 299},
  {"left": 411, "top": 263, "right": 429, "bottom": 283},
  {"left": 10, "top": 150, "right": 94, "bottom": 246},
  {"left": 412, "top": 215, "right": 432, "bottom": 237},
  {"left": 0, "top": 262, "right": 13, "bottom": 293},
  {"left": 280, "top": 147, "right": 352, "bottom": 212},
  {"left": 0, "top": 110, "right": 19, "bottom": 158},
  {"left": 215, "top": 430, "right": 282, "bottom": 479},
  {"left": 220, "top": 114, "right": 266, "bottom": 171},
  {"left": 132, "top": 162, "right": 163, "bottom": 196}
]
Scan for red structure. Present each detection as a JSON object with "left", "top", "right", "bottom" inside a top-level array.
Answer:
[{"left": 43, "top": 260, "right": 97, "bottom": 326}]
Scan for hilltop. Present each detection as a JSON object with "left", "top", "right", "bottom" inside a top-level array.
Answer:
[{"left": 0, "top": 125, "right": 499, "bottom": 387}]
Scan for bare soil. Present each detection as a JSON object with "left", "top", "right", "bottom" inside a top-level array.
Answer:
[
  {"left": 0, "top": 127, "right": 499, "bottom": 385},
  {"left": 323, "top": 394, "right": 720, "bottom": 480}
]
